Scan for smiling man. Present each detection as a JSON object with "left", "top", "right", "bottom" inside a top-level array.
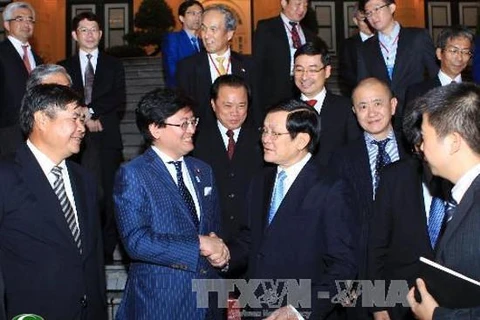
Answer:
[
  {"left": 0, "top": 1, "right": 43, "bottom": 157},
  {"left": 177, "top": 4, "right": 258, "bottom": 128},
  {"left": 294, "top": 40, "right": 361, "bottom": 166},
  {"left": 60, "top": 11, "right": 126, "bottom": 263},
  {"left": 114, "top": 88, "right": 229, "bottom": 319},
  {"left": 406, "top": 26, "right": 474, "bottom": 104},
  {"left": 244, "top": 99, "right": 356, "bottom": 319},
  {"left": 0, "top": 84, "right": 107, "bottom": 319}
]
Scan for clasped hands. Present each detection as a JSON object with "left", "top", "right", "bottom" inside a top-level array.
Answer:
[{"left": 199, "top": 232, "right": 230, "bottom": 268}]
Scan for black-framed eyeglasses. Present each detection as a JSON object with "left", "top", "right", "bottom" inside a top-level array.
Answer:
[
  {"left": 8, "top": 16, "right": 35, "bottom": 24},
  {"left": 364, "top": 4, "right": 389, "bottom": 18},
  {"left": 259, "top": 127, "right": 290, "bottom": 140},
  {"left": 293, "top": 65, "right": 327, "bottom": 75},
  {"left": 164, "top": 117, "right": 199, "bottom": 131}
]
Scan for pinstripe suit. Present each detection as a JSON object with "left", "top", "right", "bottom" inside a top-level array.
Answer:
[{"left": 114, "top": 148, "right": 223, "bottom": 319}]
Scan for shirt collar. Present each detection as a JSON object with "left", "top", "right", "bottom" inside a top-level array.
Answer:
[
  {"left": 379, "top": 21, "right": 400, "bottom": 43},
  {"left": 359, "top": 31, "right": 373, "bottom": 42},
  {"left": 452, "top": 163, "right": 480, "bottom": 204},
  {"left": 277, "top": 152, "right": 312, "bottom": 178},
  {"left": 300, "top": 87, "right": 327, "bottom": 112},
  {"left": 26, "top": 139, "right": 67, "bottom": 177},
  {"left": 151, "top": 145, "right": 184, "bottom": 164},
  {"left": 210, "top": 48, "right": 231, "bottom": 59},
  {"left": 217, "top": 120, "right": 241, "bottom": 141},
  {"left": 280, "top": 12, "right": 299, "bottom": 27},
  {"left": 79, "top": 48, "right": 99, "bottom": 60},
  {"left": 364, "top": 128, "right": 395, "bottom": 144},
  {"left": 438, "top": 70, "right": 462, "bottom": 86},
  {"left": 8, "top": 35, "right": 29, "bottom": 47}
]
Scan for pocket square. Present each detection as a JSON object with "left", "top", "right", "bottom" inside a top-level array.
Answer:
[{"left": 204, "top": 186, "right": 212, "bottom": 196}]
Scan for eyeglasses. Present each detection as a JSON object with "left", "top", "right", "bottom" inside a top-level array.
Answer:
[
  {"left": 364, "top": 3, "right": 389, "bottom": 18},
  {"left": 8, "top": 16, "right": 35, "bottom": 24},
  {"left": 185, "top": 10, "right": 203, "bottom": 16},
  {"left": 444, "top": 47, "right": 473, "bottom": 58},
  {"left": 259, "top": 127, "right": 290, "bottom": 140},
  {"left": 164, "top": 117, "right": 199, "bottom": 131},
  {"left": 293, "top": 66, "right": 327, "bottom": 75},
  {"left": 77, "top": 27, "right": 100, "bottom": 34}
]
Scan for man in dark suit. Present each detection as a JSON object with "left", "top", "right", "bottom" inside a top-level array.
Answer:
[
  {"left": 243, "top": 99, "right": 356, "bottom": 319},
  {"left": 253, "top": 0, "right": 316, "bottom": 110},
  {"left": 114, "top": 88, "right": 229, "bottom": 319},
  {"left": 405, "top": 26, "right": 474, "bottom": 104},
  {"left": 162, "top": 0, "right": 204, "bottom": 88},
  {"left": 407, "top": 83, "right": 480, "bottom": 319},
  {"left": 294, "top": 40, "right": 361, "bottom": 166},
  {"left": 192, "top": 75, "right": 263, "bottom": 276},
  {"left": 339, "top": 5, "right": 373, "bottom": 96},
  {"left": 0, "top": 84, "right": 106, "bottom": 319},
  {"left": 60, "top": 12, "right": 126, "bottom": 263},
  {"left": 177, "top": 5, "right": 258, "bottom": 128},
  {"left": 0, "top": 1, "right": 42, "bottom": 157},
  {"left": 329, "top": 78, "right": 406, "bottom": 319},
  {"left": 357, "top": 0, "right": 438, "bottom": 130}
]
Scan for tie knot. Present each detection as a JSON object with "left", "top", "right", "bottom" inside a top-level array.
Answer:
[
  {"left": 51, "top": 166, "right": 62, "bottom": 177},
  {"left": 306, "top": 99, "right": 317, "bottom": 107},
  {"left": 372, "top": 138, "right": 390, "bottom": 150},
  {"left": 277, "top": 170, "right": 287, "bottom": 182},
  {"left": 191, "top": 37, "right": 197, "bottom": 44},
  {"left": 226, "top": 129, "right": 234, "bottom": 139},
  {"left": 22, "top": 44, "right": 29, "bottom": 51},
  {"left": 169, "top": 160, "right": 183, "bottom": 173},
  {"left": 289, "top": 21, "right": 297, "bottom": 27},
  {"left": 216, "top": 56, "right": 225, "bottom": 64},
  {"left": 86, "top": 53, "right": 92, "bottom": 60}
]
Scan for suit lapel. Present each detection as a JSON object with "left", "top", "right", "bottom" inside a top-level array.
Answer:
[
  {"left": 198, "top": 52, "right": 212, "bottom": 91},
  {"left": 68, "top": 163, "right": 90, "bottom": 256},
  {"left": 357, "top": 140, "right": 374, "bottom": 202},
  {"left": 392, "top": 28, "right": 407, "bottom": 84},
  {"left": 184, "top": 158, "right": 207, "bottom": 232},
  {"left": 231, "top": 52, "right": 247, "bottom": 78},
  {"left": 16, "top": 146, "right": 79, "bottom": 247},
  {"left": 436, "top": 175, "right": 480, "bottom": 257},
  {"left": 262, "top": 168, "right": 276, "bottom": 231},
  {"left": 71, "top": 54, "right": 84, "bottom": 92},
  {"left": 145, "top": 149, "right": 197, "bottom": 230},
  {"left": 370, "top": 35, "right": 390, "bottom": 84}
]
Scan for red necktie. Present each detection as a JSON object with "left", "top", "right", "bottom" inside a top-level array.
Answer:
[
  {"left": 306, "top": 99, "right": 317, "bottom": 107},
  {"left": 226, "top": 129, "right": 235, "bottom": 160},
  {"left": 289, "top": 21, "right": 302, "bottom": 49},
  {"left": 22, "top": 44, "right": 32, "bottom": 73}
]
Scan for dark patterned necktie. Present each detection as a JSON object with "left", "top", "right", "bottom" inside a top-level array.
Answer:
[
  {"left": 372, "top": 138, "right": 392, "bottom": 191},
  {"left": 84, "top": 53, "right": 95, "bottom": 105},
  {"left": 289, "top": 21, "right": 302, "bottom": 49},
  {"left": 226, "top": 129, "right": 235, "bottom": 160},
  {"left": 169, "top": 161, "right": 199, "bottom": 230},
  {"left": 51, "top": 166, "right": 82, "bottom": 253}
]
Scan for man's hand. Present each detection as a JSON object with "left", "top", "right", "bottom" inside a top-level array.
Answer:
[
  {"left": 373, "top": 310, "right": 392, "bottom": 320},
  {"left": 264, "top": 306, "right": 301, "bottom": 320},
  {"left": 407, "top": 278, "right": 438, "bottom": 320},
  {"left": 86, "top": 119, "right": 103, "bottom": 132},
  {"left": 199, "top": 232, "right": 230, "bottom": 268}
]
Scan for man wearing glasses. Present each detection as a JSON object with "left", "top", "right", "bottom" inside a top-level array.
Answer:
[
  {"left": 294, "top": 40, "right": 361, "bottom": 166},
  {"left": 60, "top": 11, "right": 126, "bottom": 264},
  {"left": 358, "top": 0, "right": 438, "bottom": 132},
  {"left": 114, "top": 88, "right": 229, "bottom": 319},
  {"left": 0, "top": 1, "right": 42, "bottom": 157},
  {"left": 406, "top": 26, "right": 474, "bottom": 104}
]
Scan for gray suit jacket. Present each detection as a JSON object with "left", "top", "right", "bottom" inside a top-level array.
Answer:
[{"left": 433, "top": 174, "right": 480, "bottom": 319}]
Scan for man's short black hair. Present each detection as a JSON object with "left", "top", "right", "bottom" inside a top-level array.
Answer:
[
  {"left": 178, "top": 0, "right": 203, "bottom": 17},
  {"left": 294, "top": 38, "right": 331, "bottom": 67},
  {"left": 210, "top": 74, "right": 251, "bottom": 106},
  {"left": 72, "top": 11, "right": 101, "bottom": 31},
  {"left": 135, "top": 88, "right": 195, "bottom": 144}
]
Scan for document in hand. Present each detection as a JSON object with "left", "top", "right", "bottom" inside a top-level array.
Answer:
[{"left": 418, "top": 257, "right": 480, "bottom": 308}]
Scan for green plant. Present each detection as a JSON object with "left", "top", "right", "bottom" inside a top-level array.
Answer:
[{"left": 124, "top": 0, "right": 175, "bottom": 55}]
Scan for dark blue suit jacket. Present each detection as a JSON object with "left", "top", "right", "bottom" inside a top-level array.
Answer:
[
  {"left": 162, "top": 30, "right": 200, "bottom": 88},
  {"left": 433, "top": 174, "right": 480, "bottom": 319},
  {"left": 245, "top": 159, "right": 357, "bottom": 319},
  {"left": 114, "top": 148, "right": 222, "bottom": 319},
  {"left": 0, "top": 144, "right": 107, "bottom": 319}
]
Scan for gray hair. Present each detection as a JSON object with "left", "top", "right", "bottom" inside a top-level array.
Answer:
[
  {"left": 26, "top": 64, "right": 72, "bottom": 91},
  {"left": 436, "top": 25, "right": 474, "bottom": 50},
  {"left": 204, "top": 4, "right": 237, "bottom": 31},
  {"left": 3, "top": 2, "right": 35, "bottom": 21}
]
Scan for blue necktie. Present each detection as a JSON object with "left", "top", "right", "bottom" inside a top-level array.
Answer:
[
  {"left": 169, "top": 161, "right": 199, "bottom": 230},
  {"left": 372, "top": 138, "right": 392, "bottom": 192},
  {"left": 268, "top": 170, "right": 287, "bottom": 225},
  {"left": 191, "top": 37, "right": 200, "bottom": 52},
  {"left": 428, "top": 197, "right": 446, "bottom": 248}
]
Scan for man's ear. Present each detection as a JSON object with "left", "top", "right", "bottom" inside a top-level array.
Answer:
[
  {"left": 148, "top": 123, "right": 162, "bottom": 140},
  {"left": 34, "top": 111, "right": 48, "bottom": 131},
  {"left": 295, "top": 132, "right": 310, "bottom": 151}
]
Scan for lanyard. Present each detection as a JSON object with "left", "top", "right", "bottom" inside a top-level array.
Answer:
[
  {"left": 208, "top": 53, "right": 231, "bottom": 76},
  {"left": 379, "top": 34, "right": 399, "bottom": 55}
]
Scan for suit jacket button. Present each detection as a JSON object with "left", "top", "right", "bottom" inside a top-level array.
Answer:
[
  {"left": 80, "top": 295, "right": 87, "bottom": 308},
  {"left": 229, "top": 172, "right": 235, "bottom": 177},
  {"left": 200, "top": 269, "right": 207, "bottom": 274},
  {"left": 230, "top": 215, "right": 234, "bottom": 220},
  {"left": 228, "top": 193, "right": 235, "bottom": 198}
]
